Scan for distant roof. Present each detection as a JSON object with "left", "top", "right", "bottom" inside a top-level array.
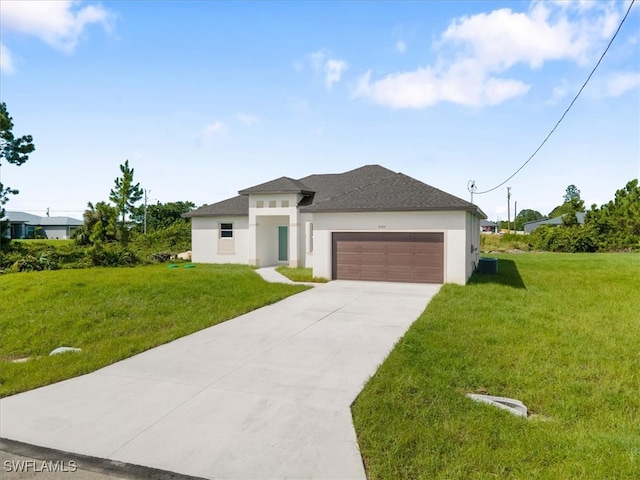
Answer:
[
  {"left": 523, "top": 212, "right": 586, "bottom": 228},
  {"left": 480, "top": 220, "right": 498, "bottom": 227},
  {"left": 184, "top": 165, "right": 486, "bottom": 219},
  {"left": 4, "top": 211, "right": 83, "bottom": 226}
]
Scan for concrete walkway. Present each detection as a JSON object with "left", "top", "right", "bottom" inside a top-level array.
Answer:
[{"left": 1, "top": 277, "right": 440, "bottom": 480}]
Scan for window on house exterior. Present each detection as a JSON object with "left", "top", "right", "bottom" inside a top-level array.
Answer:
[
  {"left": 220, "top": 223, "right": 233, "bottom": 238},
  {"left": 269, "top": 200, "right": 277, "bottom": 208},
  {"left": 256, "top": 200, "right": 264, "bottom": 208},
  {"left": 281, "top": 200, "right": 289, "bottom": 208}
]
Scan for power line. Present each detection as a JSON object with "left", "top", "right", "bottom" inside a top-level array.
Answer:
[{"left": 471, "top": 0, "right": 636, "bottom": 196}]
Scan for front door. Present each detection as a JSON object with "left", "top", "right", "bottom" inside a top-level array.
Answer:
[{"left": 278, "top": 225, "right": 288, "bottom": 262}]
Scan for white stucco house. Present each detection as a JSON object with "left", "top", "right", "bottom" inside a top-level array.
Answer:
[
  {"left": 2, "top": 211, "right": 83, "bottom": 240},
  {"left": 184, "top": 165, "right": 486, "bottom": 285}
]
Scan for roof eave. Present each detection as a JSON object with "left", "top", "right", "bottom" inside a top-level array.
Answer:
[
  {"left": 302, "top": 206, "right": 487, "bottom": 218},
  {"left": 182, "top": 212, "right": 248, "bottom": 218},
  {"left": 237, "top": 189, "right": 314, "bottom": 196}
]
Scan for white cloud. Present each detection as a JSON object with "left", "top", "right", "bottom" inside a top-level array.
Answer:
[
  {"left": 355, "top": 63, "right": 530, "bottom": 109},
  {"left": 1, "top": 0, "right": 112, "bottom": 54},
  {"left": 355, "top": 1, "right": 626, "bottom": 109},
  {"left": 604, "top": 71, "right": 640, "bottom": 97},
  {"left": 235, "top": 113, "right": 260, "bottom": 125},
  {"left": 0, "top": 43, "right": 15, "bottom": 74},
  {"left": 309, "top": 49, "right": 348, "bottom": 90},
  {"left": 200, "top": 121, "right": 227, "bottom": 142},
  {"left": 395, "top": 40, "right": 407, "bottom": 54},
  {"left": 324, "top": 58, "right": 348, "bottom": 89}
]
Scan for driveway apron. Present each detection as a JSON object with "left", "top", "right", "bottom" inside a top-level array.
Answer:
[{"left": 1, "top": 280, "right": 441, "bottom": 480}]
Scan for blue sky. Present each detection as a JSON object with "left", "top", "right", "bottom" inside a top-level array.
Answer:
[{"left": 1, "top": 0, "right": 638, "bottom": 222}]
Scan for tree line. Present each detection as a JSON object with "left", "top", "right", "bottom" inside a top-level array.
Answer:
[
  {"left": 73, "top": 159, "right": 194, "bottom": 248},
  {"left": 530, "top": 180, "right": 640, "bottom": 252}
]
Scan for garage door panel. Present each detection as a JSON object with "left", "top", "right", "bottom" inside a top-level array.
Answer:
[
  {"left": 387, "top": 254, "right": 415, "bottom": 267},
  {"left": 387, "top": 268, "right": 416, "bottom": 282},
  {"left": 337, "top": 243, "right": 361, "bottom": 254},
  {"left": 333, "top": 232, "right": 444, "bottom": 284},
  {"left": 357, "top": 243, "right": 387, "bottom": 254},
  {"left": 336, "top": 253, "right": 362, "bottom": 266},
  {"left": 414, "top": 254, "right": 443, "bottom": 268},
  {"left": 414, "top": 243, "right": 443, "bottom": 254},
  {"left": 360, "top": 267, "right": 389, "bottom": 281},
  {"left": 338, "top": 265, "right": 364, "bottom": 280},
  {"left": 387, "top": 243, "right": 415, "bottom": 255},
  {"left": 361, "top": 253, "right": 388, "bottom": 266},
  {"left": 414, "top": 269, "right": 443, "bottom": 283}
]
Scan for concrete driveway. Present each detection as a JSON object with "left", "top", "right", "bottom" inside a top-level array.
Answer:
[{"left": 1, "top": 279, "right": 440, "bottom": 480}]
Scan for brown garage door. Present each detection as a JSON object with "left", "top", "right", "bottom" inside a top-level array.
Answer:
[{"left": 332, "top": 232, "right": 444, "bottom": 283}]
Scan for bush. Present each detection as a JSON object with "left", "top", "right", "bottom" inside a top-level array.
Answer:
[
  {"left": 530, "top": 224, "right": 599, "bottom": 253},
  {"left": 11, "top": 252, "right": 59, "bottom": 272},
  {"left": 89, "top": 244, "right": 139, "bottom": 267}
]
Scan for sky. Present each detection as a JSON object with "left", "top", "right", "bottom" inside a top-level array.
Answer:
[{"left": 1, "top": 0, "right": 639, "bottom": 223}]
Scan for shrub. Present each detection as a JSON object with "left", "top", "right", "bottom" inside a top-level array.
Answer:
[
  {"left": 89, "top": 244, "right": 139, "bottom": 267},
  {"left": 530, "top": 224, "right": 598, "bottom": 253}
]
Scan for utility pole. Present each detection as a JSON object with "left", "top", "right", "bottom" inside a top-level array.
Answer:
[
  {"left": 514, "top": 201, "right": 518, "bottom": 232},
  {"left": 144, "top": 189, "right": 149, "bottom": 234},
  {"left": 507, "top": 187, "right": 511, "bottom": 233}
]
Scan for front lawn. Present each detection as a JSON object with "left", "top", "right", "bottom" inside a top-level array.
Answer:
[
  {"left": 352, "top": 253, "right": 640, "bottom": 479},
  {"left": 0, "top": 264, "right": 308, "bottom": 397},
  {"left": 275, "top": 266, "right": 328, "bottom": 283}
]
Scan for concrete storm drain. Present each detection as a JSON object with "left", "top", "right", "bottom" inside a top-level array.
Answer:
[{"left": 466, "top": 393, "right": 528, "bottom": 417}]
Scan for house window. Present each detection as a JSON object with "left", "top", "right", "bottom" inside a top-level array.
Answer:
[
  {"left": 269, "top": 200, "right": 277, "bottom": 208},
  {"left": 256, "top": 200, "right": 264, "bottom": 208},
  {"left": 281, "top": 200, "right": 289, "bottom": 208},
  {"left": 220, "top": 223, "right": 233, "bottom": 238}
]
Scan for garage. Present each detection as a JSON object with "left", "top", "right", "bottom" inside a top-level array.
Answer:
[{"left": 332, "top": 232, "right": 444, "bottom": 283}]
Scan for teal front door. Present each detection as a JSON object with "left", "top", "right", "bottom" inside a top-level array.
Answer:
[{"left": 278, "top": 226, "right": 288, "bottom": 262}]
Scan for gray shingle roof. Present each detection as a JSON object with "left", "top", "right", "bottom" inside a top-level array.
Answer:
[
  {"left": 39, "top": 216, "right": 83, "bottom": 226},
  {"left": 183, "top": 195, "right": 248, "bottom": 218},
  {"left": 238, "top": 176, "right": 314, "bottom": 195},
  {"left": 301, "top": 172, "right": 484, "bottom": 215},
  {"left": 5, "top": 211, "right": 83, "bottom": 226},
  {"left": 184, "top": 165, "right": 486, "bottom": 218}
]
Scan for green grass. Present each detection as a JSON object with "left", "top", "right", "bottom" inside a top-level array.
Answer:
[
  {"left": 481, "top": 232, "right": 531, "bottom": 252},
  {"left": 0, "top": 264, "right": 308, "bottom": 397},
  {"left": 352, "top": 253, "right": 640, "bottom": 479},
  {"left": 275, "top": 266, "right": 328, "bottom": 283}
]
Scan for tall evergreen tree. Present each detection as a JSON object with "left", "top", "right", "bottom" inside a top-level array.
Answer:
[
  {"left": 0, "top": 102, "right": 35, "bottom": 242},
  {"left": 109, "top": 160, "right": 143, "bottom": 244}
]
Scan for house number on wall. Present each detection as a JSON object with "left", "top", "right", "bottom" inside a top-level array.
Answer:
[{"left": 378, "top": 225, "right": 386, "bottom": 229}]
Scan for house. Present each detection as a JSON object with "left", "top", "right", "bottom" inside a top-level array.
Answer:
[
  {"left": 523, "top": 212, "right": 586, "bottom": 233},
  {"left": 480, "top": 220, "right": 499, "bottom": 234},
  {"left": 2, "top": 211, "right": 83, "bottom": 240},
  {"left": 184, "top": 165, "right": 486, "bottom": 285}
]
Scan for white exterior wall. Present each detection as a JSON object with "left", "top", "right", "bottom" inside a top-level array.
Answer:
[
  {"left": 191, "top": 216, "right": 249, "bottom": 264},
  {"left": 42, "top": 226, "right": 71, "bottom": 239},
  {"left": 466, "top": 212, "right": 481, "bottom": 280},
  {"left": 310, "top": 211, "right": 471, "bottom": 285},
  {"left": 247, "top": 193, "right": 305, "bottom": 267},
  {"left": 300, "top": 212, "right": 313, "bottom": 268}
]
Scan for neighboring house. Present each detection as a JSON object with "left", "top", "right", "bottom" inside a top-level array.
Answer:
[
  {"left": 523, "top": 212, "right": 586, "bottom": 233},
  {"left": 480, "top": 220, "right": 499, "bottom": 234},
  {"left": 184, "top": 165, "right": 486, "bottom": 285},
  {"left": 2, "top": 211, "right": 83, "bottom": 240}
]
